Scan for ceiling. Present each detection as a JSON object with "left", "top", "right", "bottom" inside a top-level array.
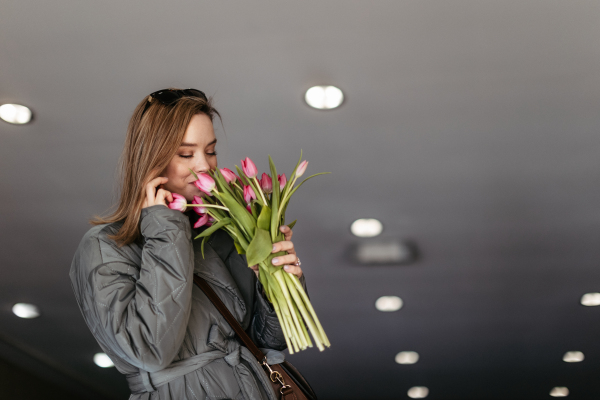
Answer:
[{"left": 1, "top": 1, "right": 600, "bottom": 399}]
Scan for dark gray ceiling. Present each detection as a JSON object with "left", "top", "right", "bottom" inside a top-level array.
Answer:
[{"left": 1, "top": 1, "right": 600, "bottom": 399}]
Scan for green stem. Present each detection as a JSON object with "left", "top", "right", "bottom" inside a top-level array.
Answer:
[
  {"left": 274, "top": 270, "right": 308, "bottom": 349},
  {"left": 283, "top": 272, "right": 324, "bottom": 351},
  {"left": 288, "top": 273, "right": 330, "bottom": 347},
  {"left": 252, "top": 176, "right": 269, "bottom": 206},
  {"left": 269, "top": 287, "right": 294, "bottom": 354},
  {"left": 185, "top": 204, "right": 229, "bottom": 211}
]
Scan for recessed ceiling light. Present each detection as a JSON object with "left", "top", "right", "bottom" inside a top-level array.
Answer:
[
  {"left": 12, "top": 303, "right": 40, "bottom": 319},
  {"left": 563, "top": 351, "right": 584, "bottom": 363},
  {"left": 354, "top": 240, "right": 417, "bottom": 264},
  {"left": 550, "top": 387, "right": 569, "bottom": 397},
  {"left": 580, "top": 292, "right": 600, "bottom": 306},
  {"left": 395, "top": 351, "right": 419, "bottom": 364},
  {"left": 351, "top": 218, "right": 383, "bottom": 237},
  {"left": 93, "top": 353, "right": 114, "bottom": 368},
  {"left": 376, "top": 296, "right": 403, "bottom": 312},
  {"left": 407, "top": 386, "right": 429, "bottom": 398},
  {"left": 0, "top": 104, "right": 33, "bottom": 124},
  {"left": 305, "top": 86, "right": 344, "bottom": 110}
]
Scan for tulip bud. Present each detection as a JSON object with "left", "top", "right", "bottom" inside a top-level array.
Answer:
[
  {"left": 278, "top": 173, "right": 287, "bottom": 191},
  {"left": 168, "top": 193, "right": 187, "bottom": 212},
  {"left": 193, "top": 213, "right": 209, "bottom": 228},
  {"left": 260, "top": 173, "right": 272, "bottom": 194},
  {"left": 220, "top": 168, "right": 238, "bottom": 184},
  {"left": 246, "top": 204, "right": 252, "bottom": 214},
  {"left": 241, "top": 157, "right": 258, "bottom": 178},
  {"left": 206, "top": 215, "right": 216, "bottom": 227},
  {"left": 296, "top": 160, "right": 308, "bottom": 178},
  {"left": 243, "top": 185, "right": 257, "bottom": 204},
  {"left": 194, "top": 173, "right": 216, "bottom": 195},
  {"left": 192, "top": 195, "right": 207, "bottom": 215}
]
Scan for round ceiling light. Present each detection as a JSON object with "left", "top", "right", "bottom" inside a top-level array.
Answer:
[
  {"left": 375, "top": 296, "right": 403, "bottom": 312},
  {"left": 305, "top": 86, "right": 344, "bottom": 110},
  {"left": 562, "top": 351, "right": 584, "bottom": 363},
  {"left": 395, "top": 351, "right": 419, "bottom": 365},
  {"left": 93, "top": 353, "right": 114, "bottom": 368},
  {"left": 407, "top": 386, "right": 429, "bottom": 399},
  {"left": 12, "top": 303, "right": 40, "bottom": 319},
  {"left": 350, "top": 218, "right": 383, "bottom": 237},
  {"left": 0, "top": 104, "right": 33, "bottom": 124},
  {"left": 580, "top": 292, "right": 600, "bottom": 306},
  {"left": 550, "top": 387, "right": 569, "bottom": 397}
]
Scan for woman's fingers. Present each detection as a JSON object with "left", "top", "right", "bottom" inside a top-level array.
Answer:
[
  {"left": 155, "top": 189, "right": 173, "bottom": 207},
  {"left": 279, "top": 225, "right": 293, "bottom": 240},
  {"left": 271, "top": 253, "right": 298, "bottom": 266},
  {"left": 144, "top": 177, "right": 169, "bottom": 208},
  {"left": 283, "top": 264, "right": 303, "bottom": 278},
  {"left": 272, "top": 240, "right": 295, "bottom": 254}
]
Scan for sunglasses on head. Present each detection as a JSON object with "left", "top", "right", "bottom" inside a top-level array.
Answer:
[{"left": 142, "top": 88, "right": 207, "bottom": 116}]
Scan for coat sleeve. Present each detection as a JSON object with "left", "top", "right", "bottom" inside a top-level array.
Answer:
[
  {"left": 82, "top": 205, "right": 194, "bottom": 372},
  {"left": 248, "top": 274, "right": 308, "bottom": 351}
]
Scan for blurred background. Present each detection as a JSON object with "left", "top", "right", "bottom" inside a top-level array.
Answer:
[{"left": 1, "top": 1, "right": 600, "bottom": 399}]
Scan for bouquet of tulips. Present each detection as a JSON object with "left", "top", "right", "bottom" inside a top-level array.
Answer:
[{"left": 169, "top": 151, "right": 331, "bottom": 353}]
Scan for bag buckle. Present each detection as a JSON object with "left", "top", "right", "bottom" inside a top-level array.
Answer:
[{"left": 262, "top": 357, "right": 291, "bottom": 393}]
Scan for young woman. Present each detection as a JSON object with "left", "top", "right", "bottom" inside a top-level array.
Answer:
[{"left": 69, "top": 88, "right": 307, "bottom": 400}]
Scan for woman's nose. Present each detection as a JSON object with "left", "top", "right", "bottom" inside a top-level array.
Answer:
[{"left": 193, "top": 155, "right": 211, "bottom": 174}]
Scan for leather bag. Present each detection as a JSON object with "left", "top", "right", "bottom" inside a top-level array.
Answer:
[{"left": 193, "top": 274, "right": 317, "bottom": 400}]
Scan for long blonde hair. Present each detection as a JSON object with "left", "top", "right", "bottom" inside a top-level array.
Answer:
[{"left": 92, "top": 89, "right": 222, "bottom": 246}]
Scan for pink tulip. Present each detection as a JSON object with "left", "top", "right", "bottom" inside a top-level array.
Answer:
[
  {"left": 168, "top": 193, "right": 187, "bottom": 212},
  {"left": 296, "top": 160, "right": 308, "bottom": 177},
  {"left": 241, "top": 157, "right": 258, "bottom": 178},
  {"left": 246, "top": 204, "right": 252, "bottom": 214},
  {"left": 206, "top": 215, "right": 216, "bottom": 227},
  {"left": 192, "top": 195, "right": 207, "bottom": 215},
  {"left": 260, "top": 173, "right": 272, "bottom": 194},
  {"left": 220, "top": 168, "right": 237, "bottom": 184},
  {"left": 193, "top": 213, "right": 209, "bottom": 228},
  {"left": 243, "top": 185, "right": 257, "bottom": 204},
  {"left": 194, "top": 173, "right": 216, "bottom": 195},
  {"left": 278, "top": 173, "right": 287, "bottom": 191}
]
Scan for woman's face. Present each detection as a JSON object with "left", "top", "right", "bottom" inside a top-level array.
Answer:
[{"left": 161, "top": 113, "right": 218, "bottom": 202}]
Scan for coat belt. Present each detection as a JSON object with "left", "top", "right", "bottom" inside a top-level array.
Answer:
[{"left": 125, "top": 339, "right": 284, "bottom": 400}]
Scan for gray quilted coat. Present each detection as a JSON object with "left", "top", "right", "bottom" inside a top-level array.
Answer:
[{"left": 69, "top": 205, "right": 307, "bottom": 400}]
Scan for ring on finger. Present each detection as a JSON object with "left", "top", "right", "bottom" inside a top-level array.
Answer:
[{"left": 292, "top": 257, "right": 301, "bottom": 267}]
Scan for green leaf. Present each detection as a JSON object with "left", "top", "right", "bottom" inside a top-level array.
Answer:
[
  {"left": 189, "top": 168, "right": 199, "bottom": 181},
  {"left": 194, "top": 218, "right": 231, "bottom": 238},
  {"left": 201, "top": 236, "right": 208, "bottom": 259},
  {"left": 235, "top": 165, "right": 251, "bottom": 186},
  {"left": 257, "top": 205, "right": 272, "bottom": 231},
  {"left": 269, "top": 155, "right": 280, "bottom": 241},
  {"left": 246, "top": 228, "right": 273, "bottom": 266},
  {"left": 218, "top": 190, "right": 256, "bottom": 237},
  {"left": 286, "top": 219, "right": 297, "bottom": 230},
  {"left": 286, "top": 172, "right": 331, "bottom": 200},
  {"left": 234, "top": 242, "right": 246, "bottom": 254},
  {"left": 250, "top": 200, "right": 259, "bottom": 219}
]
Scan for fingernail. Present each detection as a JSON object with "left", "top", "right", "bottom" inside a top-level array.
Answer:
[
  {"left": 272, "top": 258, "right": 279, "bottom": 265},
  {"left": 284, "top": 265, "right": 290, "bottom": 270},
  {"left": 272, "top": 245, "right": 277, "bottom": 252}
]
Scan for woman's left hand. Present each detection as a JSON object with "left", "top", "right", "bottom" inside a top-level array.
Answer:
[{"left": 249, "top": 225, "right": 302, "bottom": 278}]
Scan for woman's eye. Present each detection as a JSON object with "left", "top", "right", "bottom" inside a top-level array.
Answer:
[
  {"left": 179, "top": 155, "right": 193, "bottom": 158},
  {"left": 208, "top": 152, "right": 218, "bottom": 156}
]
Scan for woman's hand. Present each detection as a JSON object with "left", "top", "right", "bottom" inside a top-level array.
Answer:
[
  {"left": 250, "top": 226, "right": 302, "bottom": 278},
  {"left": 142, "top": 177, "right": 174, "bottom": 209},
  {"left": 271, "top": 225, "right": 303, "bottom": 278}
]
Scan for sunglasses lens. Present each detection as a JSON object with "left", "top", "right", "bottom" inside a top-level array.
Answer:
[
  {"left": 153, "top": 90, "right": 181, "bottom": 105},
  {"left": 183, "top": 89, "right": 207, "bottom": 100}
]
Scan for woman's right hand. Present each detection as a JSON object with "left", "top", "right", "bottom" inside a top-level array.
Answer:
[{"left": 142, "top": 177, "right": 174, "bottom": 209}]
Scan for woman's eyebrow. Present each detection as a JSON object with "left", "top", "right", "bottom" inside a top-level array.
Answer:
[{"left": 179, "top": 138, "right": 217, "bottom": 148}]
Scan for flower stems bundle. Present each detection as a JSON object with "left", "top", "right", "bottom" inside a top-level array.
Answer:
[{"left": 175, "top": 150, "right": 331, "bottom": 353}]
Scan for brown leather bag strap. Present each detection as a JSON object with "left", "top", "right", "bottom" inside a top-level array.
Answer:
[{"left": 193, "top": 274, "right": 265, "bottom": 362}]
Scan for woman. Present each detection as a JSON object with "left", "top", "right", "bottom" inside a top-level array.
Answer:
[{"left": 69, "top": 88, "right": 307, "bottom": 400}]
